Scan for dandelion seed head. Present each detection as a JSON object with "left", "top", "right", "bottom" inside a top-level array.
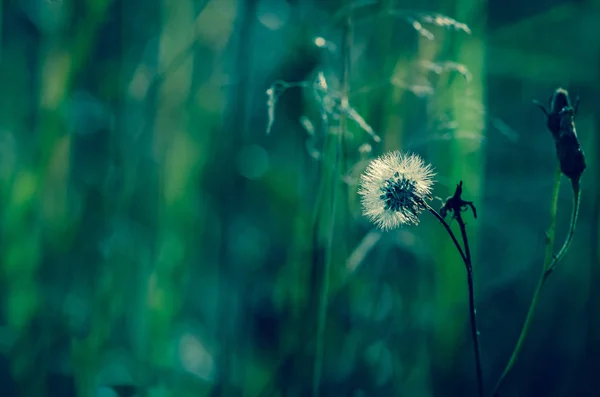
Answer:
[{"left": 358, "top": 151, "right": 435, "bottom": 230}]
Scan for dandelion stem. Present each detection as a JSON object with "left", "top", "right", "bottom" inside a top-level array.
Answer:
[
  {"left": 492, "top": 169, "right": 582, "bottom": 396},
  {"left": 456, "top": 213, "right": 484, "bottom": 397},
  {"left": 425, "top": 203, "right": 483, "bottom": 397},
  {"left": 425, "top": 204, "right": 468, "bottom": 264}
]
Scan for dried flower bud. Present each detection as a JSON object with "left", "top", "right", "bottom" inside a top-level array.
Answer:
[{"left": 535, "top": 88, "right": 586, "bottom": 186}]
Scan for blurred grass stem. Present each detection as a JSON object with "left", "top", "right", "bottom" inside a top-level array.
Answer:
[{"left": 312, "top": 14, "right": 352, "bottom": 397}]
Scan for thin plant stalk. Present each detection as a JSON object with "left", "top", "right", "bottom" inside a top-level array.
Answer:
[
  {"left": 312, "top": 182, "right": 336, "bottom": 397},
  {"left": 492, "top": 169, "right": 582, "bottom": 396},
  {"left": 549, "top": 181, "right": 581, "bottom": 268},
  {"left": 312, "top": 15, "right": 352, "bottom": 397},
  {"left": 425, "top": 204, "right": 468, "bottom": 264},
  {"left": 491, "top": 169, "right": 561, "bottom": 395},
  {"left": 457, "top": 213, "right": 484, "bottom": 397},
  {"left": 425, "top": 203, "right": 484, "bottom": 397}
]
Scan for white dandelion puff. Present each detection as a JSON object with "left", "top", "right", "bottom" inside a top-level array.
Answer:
[{"left": 358, "top": 151, "right": 435, "bottom": 230}]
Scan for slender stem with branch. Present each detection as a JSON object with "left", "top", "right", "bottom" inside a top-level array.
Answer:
[
  {"left": 492, "top": 169, "right": 582, "bottom": 396},
  {"left": 425, "top": 203, "right": 483, "bottom": 397},
  {"left": 259, "top": 199, "right": 480, "bottom": 397}
]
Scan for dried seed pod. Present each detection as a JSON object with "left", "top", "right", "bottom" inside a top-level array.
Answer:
[{"left": 535, "top": 88, "right": 586, "bottom": 187}]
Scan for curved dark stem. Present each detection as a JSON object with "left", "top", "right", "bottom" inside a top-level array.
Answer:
[
  {"left": 457, "top": 216, "right": 484, "bottom": 397},
  {"left": 425, "top": 204, "right": 468, "bottom": 265},
  {"left": 425, "top": 203, "right": 484, "bottom": 397}
]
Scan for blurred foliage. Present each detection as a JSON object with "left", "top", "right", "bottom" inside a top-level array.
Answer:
[{"left": 0, "top": 0, "right": 599, "bottom": 396}]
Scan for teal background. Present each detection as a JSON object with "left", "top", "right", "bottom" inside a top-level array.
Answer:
[{"left": 0, "top": 0, "right": 599, "bottom": 396}]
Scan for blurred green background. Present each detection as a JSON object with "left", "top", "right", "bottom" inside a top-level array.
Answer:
[{"left": 0, "top": 0, "right": 599, "bottom": 396}]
